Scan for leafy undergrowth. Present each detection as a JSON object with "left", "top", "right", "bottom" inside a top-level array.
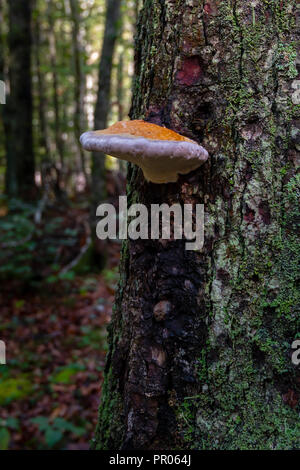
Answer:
[
  {"left": 0, "top": 198, "right": 91, "bottom": 282},
  {"left": 0, "top": 273, "right": 118, "bottom": 450},
  {"left": 0, "top": 198, "right": 121, "bottom": 450}
]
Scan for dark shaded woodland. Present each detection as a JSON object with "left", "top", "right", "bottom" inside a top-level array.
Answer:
[{"left": 0, "top": 0, "right": 136, "bottom": 450}]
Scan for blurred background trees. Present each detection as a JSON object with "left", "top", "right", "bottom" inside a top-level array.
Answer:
[
  {"left": 0, "top": 0, "right": 136, "bottom": 198},
  {"left": 0, "top": 0, "right": 138, "bottom": 281},
  {"left": 0, "top": 0, "right": 138, "bottom": 450},
  {"left": 6, "top": 0, "right": 35, "bottom": 200}
]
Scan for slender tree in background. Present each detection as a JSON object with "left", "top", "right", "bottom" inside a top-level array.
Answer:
[
  {"left": 90, "top": 0, "right": 122, "bottom": 265},
  {"left": 133, "top": 0, "right": 140, "bottom": 38},
  {"left": 95, "top": 0, "right": 299, "bottom": 450},
  {"left": 1, "top": 0, "right": 134, "bottom": 198},
  {"left": 33, "top": 1, "right": 52, "bottom": 164},
  {"left": 0, "top": 0, "right": 9, "bottom": 168},
  {"left": 117, "top": 52, "right": 124, "bottom": 122},
  {"left": 92, "top": 0, "right": 122, "bottom": 206},
  {"left": 5, "top": 0, "right": 35, "bottom": 199},
  {"left": 46, "top": 0, "right": 65, "bottom": 170},
  {"left": 0, "top": 0, "right": 4, "bottom": 80},
  {"left": 69, "top": 0, "right": 87, "bottom": 182}
]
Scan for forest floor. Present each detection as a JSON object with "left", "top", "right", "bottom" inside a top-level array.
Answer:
[{"left": 0, "top": 201, "right": 121, "bottom": 450}]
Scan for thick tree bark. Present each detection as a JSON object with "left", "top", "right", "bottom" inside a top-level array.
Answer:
[
  {"left": 6, "top": 0, "right": 35, "bottom": 199},
  {"left": 94, "top": 0, "right": 300, "bottom": 450}
]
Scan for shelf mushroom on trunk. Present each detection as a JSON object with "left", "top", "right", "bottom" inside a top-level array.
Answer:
[{"left": 80, "top": 120, "right": 209, "bottom": 184}]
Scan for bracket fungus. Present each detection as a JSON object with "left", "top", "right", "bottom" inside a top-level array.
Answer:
[{"left": 80, "top": 120, "right": 209, "bottom": 184}]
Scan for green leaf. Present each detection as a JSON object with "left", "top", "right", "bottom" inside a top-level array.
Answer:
[
  {"left": 6, "top": 417, "right": 20, "bottom": 430},
  {"left": 58, "top": 271, "right": 75, "bottom": 281},
  {"left": 0, "top": 428, "right": 10, "bottom": 450},
  {"left": 0, "top": 376, "right": 33, "bottom": 405},
  {"left": 50, "top": 364, "right": 84, "bottom": 384},
  {"left": 31, "top": 416, "right": 49, "bottom": 432},
  {"left": 45, "top": 428, "right": 63, "bottom": 448},
  {"left": 14, "top": 300, "right": 25, "bottom": 309},
  {"left": 53, "top": 417, "right": 85, "bottom": 436}
]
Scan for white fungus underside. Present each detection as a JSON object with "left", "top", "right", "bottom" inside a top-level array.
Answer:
[{"left": 80, "top": 131, "right": 209, "bottom": 183}]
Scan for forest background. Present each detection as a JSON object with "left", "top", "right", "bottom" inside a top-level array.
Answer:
[{"left": 0, "top": 0, "right": 134, "bottom": 450}]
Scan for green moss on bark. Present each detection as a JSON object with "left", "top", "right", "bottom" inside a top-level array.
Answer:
[{"left": 95, "top": 0, "right": 299, "bottom": 450}]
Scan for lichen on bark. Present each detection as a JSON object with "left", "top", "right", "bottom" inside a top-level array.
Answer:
[{"left": 94, "top": 0, "right": 299, "bottom": 450}]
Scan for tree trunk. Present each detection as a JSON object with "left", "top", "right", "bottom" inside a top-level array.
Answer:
[
  {"left": 0, "top": 0, "right": 4, "bottom": 76},
  {"left": 90, "top": 0, "right": 122, "bottom": 266},
  {"left": 117, "top": 52, "right": 124, "bottom": 122},
  {"left": 0, "top": 0, "right": 9, "bottom": 171},
  {"left": 94, "top": 0, "right": 299, "bottom": 450},
  {"left": 91, "top": 0, "right": 122, "bottom": 206},
  {"left": 33, "top": 1, "right": 52, "bottom": 164},
  {"left": 69, "top": 0, "right": 88, "bottom": 182},
  {"left": 6, "top": 0, "right": 35, "bottom": 199},
  {"left": 47, "top": 0, "right": 65, "bottom": 169}
]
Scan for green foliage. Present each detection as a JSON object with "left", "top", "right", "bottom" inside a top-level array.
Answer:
[
  {"left": 46, "top": 270, "right": 76, "bottom": 284},
  {"left": 31, "top": 416, "right": 85, "bottom": 448},
  {"left": 0, "top": 376, "right": 33, "bottom": 405},
  {"left": 0, "top": 200, "right": 83, "bottom": 284},
  {"left": 79, "top": 325, "right": 107, "bottom": 349},
  {"left": 79, "top": 276, "right": 98, "bottom": 295},
  {"left": 50, "top": 363, "right": 85, "bottom": 384},
  {"left": 102, "top": 266, "right": 119, "bottom": 290},
  {"left": 276, "top": 42, "right": 298, "bottom": 78},
  {"left": 71, "top": 244, "right": 94, "bottom": 275},
  {"left": 0, "top": 417, "right": 21, "bottom": 450},
  {"left": 0, "top": 428, "right": 10, "bottom": 450},
  {"left": 0, "top": 200, "right": 36, "bottom": 279}
]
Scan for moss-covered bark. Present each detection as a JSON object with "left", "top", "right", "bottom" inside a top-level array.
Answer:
[{"left": 94, "top": 0, "right": 299, "bottom": 450}]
